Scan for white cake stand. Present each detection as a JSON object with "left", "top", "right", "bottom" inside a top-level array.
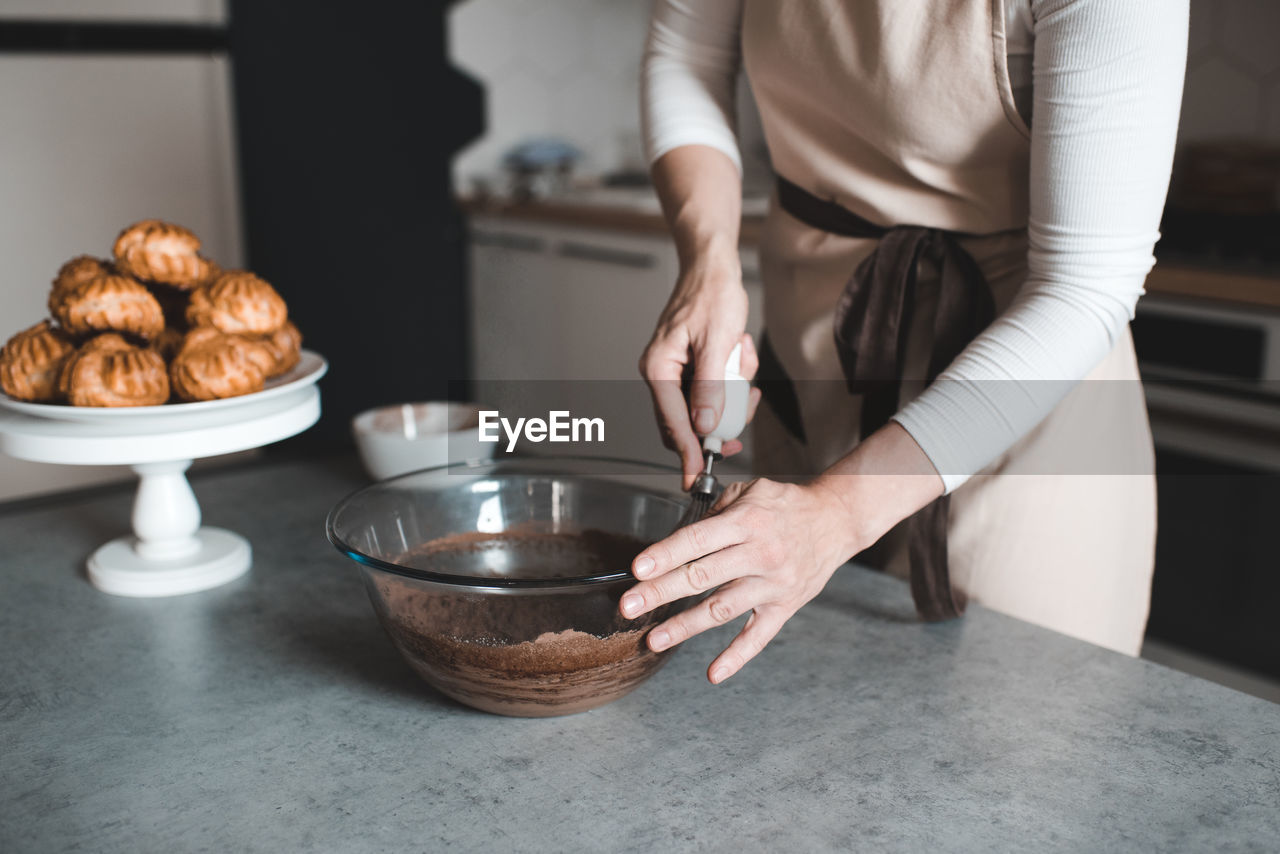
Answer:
[{"left": 0, "top": 351, "right": 327, "bottom": 597}]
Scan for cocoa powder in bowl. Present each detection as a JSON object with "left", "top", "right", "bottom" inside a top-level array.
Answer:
[{"left": 366, "top": 529, "right": 686, "bottom": 716}]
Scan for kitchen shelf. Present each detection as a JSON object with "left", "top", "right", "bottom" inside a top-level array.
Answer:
[
  {"left": 458, "top": 195, "right": 765, "bottom": 245},
  {"left": 1146, "top": 264, "right": 1280, "bottom": 312},
  {"left": 459, "top": 196, "right": 1280, "bottom": 311}
]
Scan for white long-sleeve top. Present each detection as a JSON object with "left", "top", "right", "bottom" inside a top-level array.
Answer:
[{"left": 642, "top": 0, "right": 1187, "bottom": 492}]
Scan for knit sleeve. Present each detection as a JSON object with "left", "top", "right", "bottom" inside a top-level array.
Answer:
[
  {"left": 641, "top": 0, "right": 745, "bottom": 171},
  {"left": 893, "top": 0, "right": 1187, "bottom": 492}
]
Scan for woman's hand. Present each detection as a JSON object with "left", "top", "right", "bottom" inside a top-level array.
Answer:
[
  {"left": 621, "top": 423, "right": 947, "bottom": 682},
  {"left": 621, "top": 477, "right": 858, "bottom": 683},
  {"left": 640, "top": 250, "right": 760, "bottom": 489},
  {"left": 643, "top": 145, "right": 759, "bottom": 489}
]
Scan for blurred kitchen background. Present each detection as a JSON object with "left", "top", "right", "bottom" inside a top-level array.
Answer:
[{"left": 1, "top": 0, "right": 1278, "bottom": 699}]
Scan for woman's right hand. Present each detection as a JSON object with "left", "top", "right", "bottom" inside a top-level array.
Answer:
[{"left": 640, "top": 248, "right": 759, "bottom": 489}]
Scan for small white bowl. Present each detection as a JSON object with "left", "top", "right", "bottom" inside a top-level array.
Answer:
[{"left": 352, "top": 402, "right": 496, "bottom": 481}]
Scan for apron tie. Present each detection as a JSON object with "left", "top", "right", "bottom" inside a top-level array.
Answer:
[{"left": 773, "top": 175, "right": 998, "bottom": 621}]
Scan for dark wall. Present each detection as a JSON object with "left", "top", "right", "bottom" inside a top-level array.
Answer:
[
  {"left": 228, "top": 0, "right": 483, "bottom": 450},
  {"left": 1146, "top": 450, "right": 1280, "bottom": 680}
]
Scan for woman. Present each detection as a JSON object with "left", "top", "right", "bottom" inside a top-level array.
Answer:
[{"left": 621, "top": 0, "right": 1187, "bottom": 684}]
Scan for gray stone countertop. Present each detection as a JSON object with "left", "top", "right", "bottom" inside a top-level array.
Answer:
[{"left": 2, "top": 456, "right": 1278, "bottom": 852}]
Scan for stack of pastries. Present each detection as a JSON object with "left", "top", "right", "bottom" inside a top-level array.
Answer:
[{"left": 0, "top": 220, "right": 303, "bottom": 407}]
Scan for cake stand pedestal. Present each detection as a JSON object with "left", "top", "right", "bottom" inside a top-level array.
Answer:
[
  {"left": 90, "top": 460, "right": 251, "bottom": 597},
  {"left": 0, "top": 352, "right": 325, "bottom": 597}
]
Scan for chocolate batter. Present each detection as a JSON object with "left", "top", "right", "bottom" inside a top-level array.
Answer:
[{"left": 367, "top": 529, "right": 687, "bottom": 716}]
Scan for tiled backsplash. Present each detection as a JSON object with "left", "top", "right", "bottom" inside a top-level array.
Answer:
[
  {"left": 449, "top": 0, "right": 653, "bottom": 185},
  {"left": 449, "top": 0, "right": 1279, "bottom": 188},
  {"left": 1183, "top": 0, "right": 1280, "bottom": 141}
]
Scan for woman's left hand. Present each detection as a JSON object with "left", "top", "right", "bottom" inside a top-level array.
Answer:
[
  {"left": 619, "top": 477, "right": 863, "bottom": 684},
  {"left": 619, "top": 422, "right": 947, "bottom": 683}
]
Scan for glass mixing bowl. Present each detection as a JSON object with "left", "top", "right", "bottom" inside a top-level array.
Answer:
[{"left": 326, "top": 456, "right": 695, "bottom": 717}]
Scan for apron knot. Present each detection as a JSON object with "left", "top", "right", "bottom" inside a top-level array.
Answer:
[
  {"left": 776, "top": 176, "right": 996, "bottom": 437},
  {"left": 774, "top": 175, "right": 998, "bottom": 622}
]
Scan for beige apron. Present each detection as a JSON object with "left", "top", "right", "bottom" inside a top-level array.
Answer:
[{"left": 742, "top": 0, "right": 1157, "bottom": 655}]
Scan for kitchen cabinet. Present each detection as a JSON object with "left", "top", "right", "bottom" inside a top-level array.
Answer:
[
  {"left": 1132, "top": 291, "right": 1280, "bottom": 680},
  {"left": 469, "top": 217, "right": 763, "bottom": 380},
  {"left": 468, "top": 215, "right": 763, "bottom": 466}
]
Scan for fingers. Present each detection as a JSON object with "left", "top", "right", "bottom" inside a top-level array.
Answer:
[
  {"left": 646, "top": 577, "right": 764, "bottom": 652},
  {"left": 623, "top": 545, "right": 753, "bottom": 619},
  {"left": 642, "top": 326, "right": 756, "bottom": 485},
  {"left": 631, "top": 512, "right": 744, "bottom": 581},
  {"left": 648, "top": 382, "right": 703, "bottom": 486},
  {"left": 738, "top": 333, "right": 759, "bottom": 380},
  {"left": 708, "top": 387, "right": 760, "bottom": 459},
  {"left": 688, "top": 331, "right": 739, "bottom": 438},
  {"left": 744, "top": 386, "right": 762, "bottom": 427},
  {"left": 708, "top": 479, "right": 747, "bottom": 515},
  {"left": 641, "top": 350, "right": 703, "bottom": 489},
  {"left": 707, "top": 607, "right": 788, "bottom": 684}
]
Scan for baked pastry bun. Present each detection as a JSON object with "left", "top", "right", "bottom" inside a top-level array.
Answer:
[
  {"left": 170, "top": 327, "right": 271, "bottom": 402},
  {"left": 186, "top": 271, "right": 288, "bottom": 335},
  {"left": 0, "top": 320, "right": 76, "bottom": 402},
  {"left": 180, "top": 327, "right": 274, "bottom": 377},
  {"left": 113, "top": 219, "right": 213, "bottom": 289},
  {"left": 58, "top": 333, "right": 170, "bottom": 407},
  {"left": 199, "top": 258, "right": 223, "bottom": 287},
  {"left": 54, "top": 273, "right": 165, "bottom": 340},
  {"left": 258, "top": 320, "right": 302, "bottom": 378},
  {"left": 49, "top": 256, "right": 112, "bottom": 316}
]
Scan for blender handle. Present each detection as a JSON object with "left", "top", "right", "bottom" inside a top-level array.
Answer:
[{"left": 701, "top": 342, "right": 750, "bottom": 457}]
